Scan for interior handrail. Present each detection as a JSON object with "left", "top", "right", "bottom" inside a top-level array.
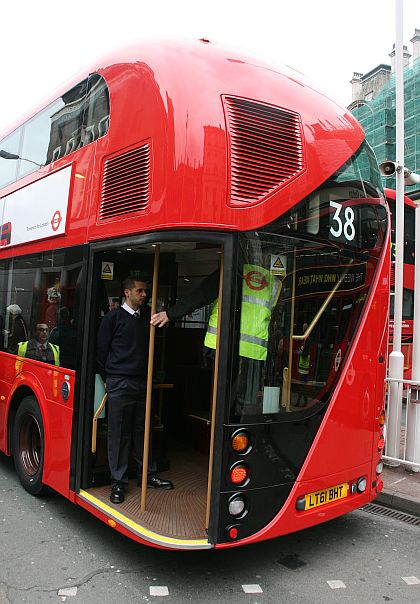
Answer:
[
  {"left": 292, "top": 262, "right": 352, "bottom": 342},
  {"left": 91, "top": 393, "right": 107, "bottom": 453}
]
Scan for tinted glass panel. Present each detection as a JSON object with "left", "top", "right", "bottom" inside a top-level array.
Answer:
[
  {"left": 82, "top": 74, "right": 110, "bottom": 144},
  {"left": 388, "top": 198, "right": 415, "bottom": 265},
  {"left": 229, "top": 143, "right": 387, "bottom": 423},
  {"left": 0, "top": 75, "right": 109, "bottom": 185},
  {"left": 46, "top": 79, "right": 88, "bottom": 163},
  {"left": 403, "top": 287, "right": 414, "bottom": 321},
  {"left": 0, "top": 129, "right": 22, "bottom": 187},
  {"left": 18, "top": 99, "right": 64, "bottom": 178},
  {"left": 1, "top": 247, "right": 85, "bottom": 369}
]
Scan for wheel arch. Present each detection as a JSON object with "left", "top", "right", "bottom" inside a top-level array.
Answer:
[{"left": 7, "top": 374, "right": 48, "bottom": 456}]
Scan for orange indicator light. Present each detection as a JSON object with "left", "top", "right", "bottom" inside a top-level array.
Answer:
[
  {"left": 379, "top": 410, "right": 386, "bottom": 427},
  {"left": 232, "top": 432, "right": 249, "bottom": 452},
  {"left": 107, "top": 518, "right": 117, "bottom": 528}
]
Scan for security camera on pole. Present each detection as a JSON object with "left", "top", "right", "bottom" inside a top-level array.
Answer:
[{"left": 380, "top": 161, "right": 420, "bottom": 186}]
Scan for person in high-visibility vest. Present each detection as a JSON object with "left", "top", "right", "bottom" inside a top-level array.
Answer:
[
  {"left": 151, "top": 267, "right": 281, "bottom": 361},
  {"left": 296, "top": 323, "right": 310, "bottom": 407},
  {"left": 17, "top": 323, "right": 60, "bottom": 366},
  {"left": 151, "top": 266, "right": 283, "bottom": 414}
]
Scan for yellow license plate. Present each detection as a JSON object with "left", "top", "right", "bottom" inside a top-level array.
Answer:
[{"left": 304, "top": 482, "right": 349, "bottom": 510}]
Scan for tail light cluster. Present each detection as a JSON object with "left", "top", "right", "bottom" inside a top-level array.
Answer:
[
  {"left": 226, "top": 430, "right": 252, "bottom": 540},
  {"left": 375, "top": 408, "right": 386, "bottom": 492}
]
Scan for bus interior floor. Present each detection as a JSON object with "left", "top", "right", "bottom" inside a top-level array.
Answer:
[{"left": 86, "top": 448, "right": 209, "bottom": 540}]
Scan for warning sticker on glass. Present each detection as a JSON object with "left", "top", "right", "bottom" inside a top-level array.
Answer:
[
  {"left": 101, "top": 261, "right": 114, "bottom": 280},
  {"left": 270, "top": 254, "right": 287, "bottom": 277}
]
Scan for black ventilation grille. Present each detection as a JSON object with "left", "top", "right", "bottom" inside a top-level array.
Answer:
[
  {"left": 224, "top": 96, "right": 304, "bottom": 205},
  {"left": 100, "top": 144, "right": 150, "bottom": 220}
]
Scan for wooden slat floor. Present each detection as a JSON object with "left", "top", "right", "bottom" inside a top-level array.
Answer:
[{"left": 86, "top": 449, "right": 209, "bottom": 540}]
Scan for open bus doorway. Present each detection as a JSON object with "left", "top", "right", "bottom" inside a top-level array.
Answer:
[{"left": 84, "top": 240, "right": 222, "bottom": 544}]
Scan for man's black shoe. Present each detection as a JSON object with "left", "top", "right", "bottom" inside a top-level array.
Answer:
[
  {"left": 110, "top": 483, "right": 125, "bottom": 504},
  {"left": 141, "top": 475, "right": 174, "bottom": 490}
]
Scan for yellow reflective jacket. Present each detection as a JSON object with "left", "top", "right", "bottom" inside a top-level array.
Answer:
[
  {"left": 204, "top": 264, "right": 281, "bottom": 360},
  {"left": 17, "top": 341, "right": 60, "bottom": 366}
]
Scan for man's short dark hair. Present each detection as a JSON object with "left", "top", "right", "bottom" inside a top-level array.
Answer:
[{"left": 122, "top": 275, "right": 148, "bottom": 292}]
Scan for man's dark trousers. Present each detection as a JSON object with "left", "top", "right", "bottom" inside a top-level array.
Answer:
[{"left": 106, "top": 376, "right": 155, "bottom": 486}]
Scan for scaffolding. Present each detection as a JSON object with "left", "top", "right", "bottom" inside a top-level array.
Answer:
[{"left": 351, "top": 57, "right": 420, "bottom": 197}]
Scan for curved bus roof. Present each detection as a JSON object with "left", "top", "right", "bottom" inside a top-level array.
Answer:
[{"left": 0, "top": 39, "right": 365, "bottom": 252}]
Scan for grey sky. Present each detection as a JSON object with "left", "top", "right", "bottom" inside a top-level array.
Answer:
[{"left": 0, "top": 0, "right": 418, "bottom": 134}]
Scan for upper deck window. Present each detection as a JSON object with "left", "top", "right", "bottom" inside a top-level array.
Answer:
[
  {"left": 0, "top": 74, "right": 109, "bottom": 188},
  {"left": 0, "top": 128, "right": 22, "bottom": 187}
]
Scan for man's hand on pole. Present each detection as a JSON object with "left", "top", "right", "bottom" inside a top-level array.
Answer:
[{"left": 150, "top": 311, "right": 169, "bottom": 327}]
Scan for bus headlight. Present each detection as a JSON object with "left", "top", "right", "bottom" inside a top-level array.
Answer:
[
  {"left": 228, "top": 495, "right": 246, "bottom": 517},
  {"left": 357, "top": 477, "right": 367, "bottom": 493},
  {"left": 376, "top": 461, "right": 384, "bottom": 475}
]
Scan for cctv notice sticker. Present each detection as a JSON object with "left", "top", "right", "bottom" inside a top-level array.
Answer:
[
  {"left": 101, "top": 262, "right": 114, "bottom": 280},
  {"left": 270, "top": 254, "right": 287, "bottom": 277}
]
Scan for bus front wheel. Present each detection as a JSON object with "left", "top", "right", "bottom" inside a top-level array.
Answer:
[{"left": 13, "top": 396, "right": 46, "bottom": 496}]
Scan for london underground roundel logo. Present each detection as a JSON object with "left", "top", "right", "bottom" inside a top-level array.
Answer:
[
  {"left": 51, "top": 210, "right": 62, "bottom": 232},
  {"left": 245, "top": 270, "right": 268, "bottom": 291}
]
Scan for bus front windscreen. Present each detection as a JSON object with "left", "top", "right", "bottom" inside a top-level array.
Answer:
[{"left": 230, "top": 142, "right": 388, "bottom": 423}]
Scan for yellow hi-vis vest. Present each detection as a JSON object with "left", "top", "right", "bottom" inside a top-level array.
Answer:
[
  {"left": 17, "top": 341, "right": 60, "bottom": 366},
  {"left": 204, "top": 264, "right": 281, "bottom": 360},
  {"left": 298, "top": 349, "right": 310, "bottom": 375}
]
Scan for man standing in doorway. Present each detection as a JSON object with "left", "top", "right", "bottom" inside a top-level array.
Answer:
[{"left": 97, "top": 276, "right": 173, "bottom": 504}]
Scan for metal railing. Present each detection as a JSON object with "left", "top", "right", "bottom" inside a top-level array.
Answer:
[{"left": 384, "top": 377, "right": 420, "bottom": 470}]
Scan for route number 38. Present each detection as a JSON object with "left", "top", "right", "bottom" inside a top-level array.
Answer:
[{"left": 329, "top": 201, "right": 356, "bottom": 241}]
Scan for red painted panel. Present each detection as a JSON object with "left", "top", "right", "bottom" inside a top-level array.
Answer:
[{"left": 0, "top": 353, "right": 75, "bottom": 498}]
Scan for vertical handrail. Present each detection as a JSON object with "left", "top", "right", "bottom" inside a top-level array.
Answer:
[
  {"left": 205, "top": 250, "right": 224, "bottom": 529},
  {"left": 91, "top": 394, "right": 107, "bottom": 453},
  {"left": 141, "top": 245, "right": 160, "bottom": 512},
  {"left": 292, "top": 265, "right": 351, "bottom": 341},
  {"left": 285, "top": 249, "right": 297, "bottom": 410}
]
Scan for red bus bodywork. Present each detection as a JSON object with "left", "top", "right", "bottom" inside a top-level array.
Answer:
[
  {"left": 386, "top": 188, "right": 415, "bottom": 380},
  {"left": 0, "top": 40, "right": 389, "bottom": 549}
]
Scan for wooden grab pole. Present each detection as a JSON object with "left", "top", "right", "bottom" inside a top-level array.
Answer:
[
  {"left": 205, "top": 250, "right": 224, "bottom": 529},
  {"left": 91, "top": 393, "right": 107, "bottom": 453},
  {"left": 141, "top": 244, "right": 160, "bottom": 512}
]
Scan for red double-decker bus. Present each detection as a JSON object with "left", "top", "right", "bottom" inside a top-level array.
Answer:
[
  {"left": 0, "top": 40, "right": 389, "bottom": 550},
  {"left": 386, "top": 188, "right": 416, "bottom": 380}
]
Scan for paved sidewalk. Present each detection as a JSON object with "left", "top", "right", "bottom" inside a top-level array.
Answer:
[{"left": 376, "top": 463, "right": 420, "bottom": 516}]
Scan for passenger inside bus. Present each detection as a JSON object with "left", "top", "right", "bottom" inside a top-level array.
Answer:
[
  {"left": 296, "top": 323, "right": 311, "bottom": 407},
  {"left": 2, "top": 304, "right": 28, "bottom": 354},
  {"left": 17, "top": 323, "right": 60, "bottom": 366},
  {"left": 49, "top": 307, "right": 77, "bottom": 369},
  {"left": 151, "top": 260, "right": 284, "bottom": 416}
]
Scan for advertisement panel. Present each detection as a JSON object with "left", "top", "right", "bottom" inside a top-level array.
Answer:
[{"left": 0, "top": 165, "right": 71, "bottom": 247}]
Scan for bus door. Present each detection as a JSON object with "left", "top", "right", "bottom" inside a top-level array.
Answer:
[{"left": 81, "top": 238, "right": 226, "bottom": 546}]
